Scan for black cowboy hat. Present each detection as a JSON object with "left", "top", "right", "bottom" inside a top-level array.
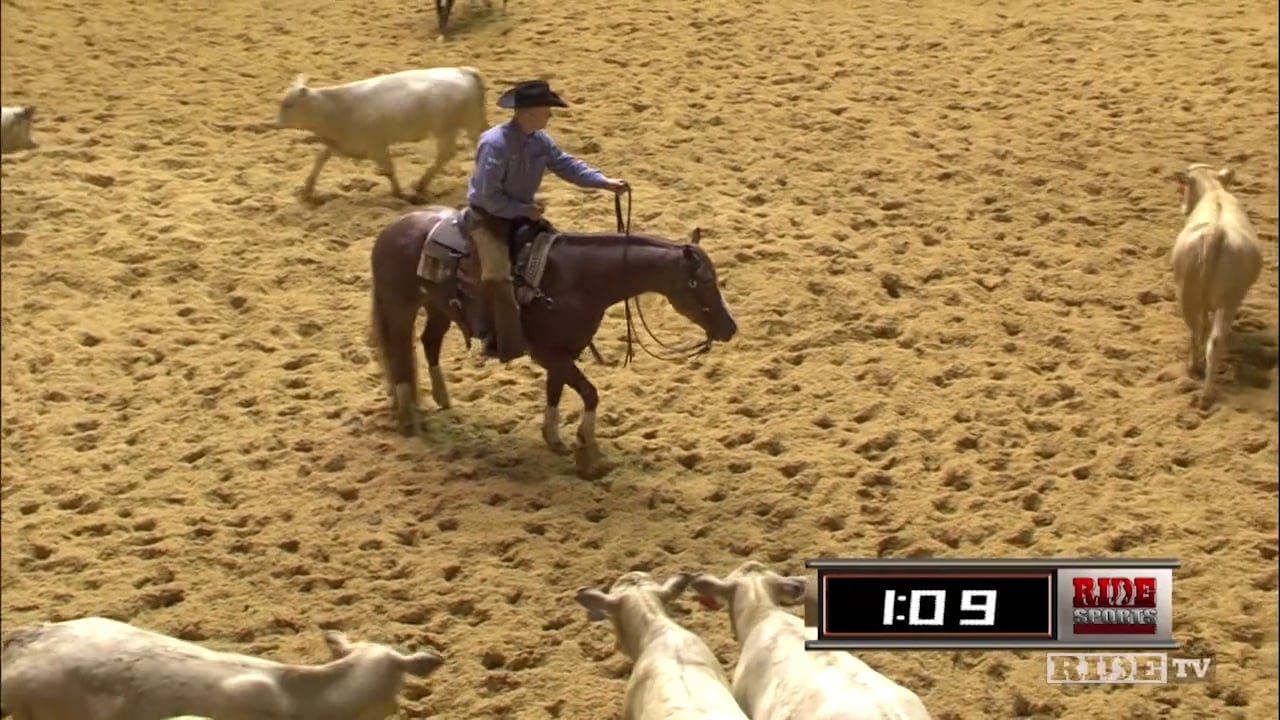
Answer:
[{"left": 497, "top": 79, "right": 569, "bottom": 109}]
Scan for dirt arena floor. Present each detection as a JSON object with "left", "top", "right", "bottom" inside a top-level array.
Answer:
[{"left": 2, "top": 0, "right": 1277, "bottom": 717}]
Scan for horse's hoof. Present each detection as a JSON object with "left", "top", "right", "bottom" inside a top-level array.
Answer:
[
  {"left": 431, "top": 389, "right": 451, "bottom": 410},
  {"left": 397, "top": 407, "right": 421, "bottom": 437},
  {"left": 399, "top": 190, "right": 427, "bottom": 205},
  {"left": 545, "top": 438, "right": 570, "bottom": 456},
  {"left": 574, "top": 445, "right": 612, "bottom": 479}
]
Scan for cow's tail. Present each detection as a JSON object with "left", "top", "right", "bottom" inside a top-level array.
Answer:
[
  {"left": 457, "top": 66, "right": 488, "bottom": 139},
  {"left": 1198, "top": 224, "right": 1226, "bottom": 310}
]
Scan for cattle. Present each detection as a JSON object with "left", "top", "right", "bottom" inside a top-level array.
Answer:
[
  {"left": 0, "top": 616, "right": 443, "bottom": 720},
  {"left": 1, "top": 105, "right": 37, "bottom": 154},
  {"left": 1171, "top": 162, "right": 1264, "bottom": 408},
  {"left": 691, "top": 561, "right": 932, "bottom": 720},
  {"left": 274, "top": 67, "right": 487, "bottom": 200},
  {"left": 575, "top": 571, "right": 748, "bottom": 720}
]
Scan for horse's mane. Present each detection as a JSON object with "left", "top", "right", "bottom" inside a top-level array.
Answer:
[{"left": 553, "top": 231, "right": 685, "bottom": 251}]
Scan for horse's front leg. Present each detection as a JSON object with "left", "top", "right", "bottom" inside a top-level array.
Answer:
[
  {"left": 421, "top": 305, "right": 452, "bottom": 409},
  {"left": 563, "top": 359, "right": 610, "bottom": 479},
  {"left": 540, "top": 359, "right": 570, "bottom": 455}
]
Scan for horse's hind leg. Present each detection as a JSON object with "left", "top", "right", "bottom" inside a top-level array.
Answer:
[
  {"left": 384, "top": 310, "right": 422, "bottom": 436},
  {"left": 421, "top": 305, "right": 453, "bottom": 409}
]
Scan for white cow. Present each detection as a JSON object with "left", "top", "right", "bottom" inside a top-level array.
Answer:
[
  {"left": 575, "top": 571, "right": 749, "bottom": 720},
  {"left": 691, "top": 561, "right": 932, "bottom": 720},
  {"left": 0, "top": 616, "right": 442, "bottom": 720},
  {"left": 1, "top": 106, "right": 37, "bottom": 154},
  {"left": 275, "top": 67, "right": 488, "bottom": 200},
  {"left": 1171, "top": 162, "right": 1264, "bottom": 408}
]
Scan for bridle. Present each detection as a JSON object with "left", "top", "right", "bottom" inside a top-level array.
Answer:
[{"left": 614, "top": 188, "right": 714, "bottom": 367}]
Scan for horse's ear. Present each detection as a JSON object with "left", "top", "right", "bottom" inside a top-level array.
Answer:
[{"left": 690, "top": 227, "right": 702, "bottom": 245}]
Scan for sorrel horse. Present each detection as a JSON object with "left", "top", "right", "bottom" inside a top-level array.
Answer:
[{"left": 368, "top": 202, "right": 738, "bottom": 478}]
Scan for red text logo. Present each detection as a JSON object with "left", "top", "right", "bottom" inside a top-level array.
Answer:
[{"left": 1071, "top": 577, "right": 1157, "bottom": 634}]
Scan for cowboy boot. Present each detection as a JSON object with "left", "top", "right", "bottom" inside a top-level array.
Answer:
[
  {"left": 485, "top": 278, "right": 527, "bottom": 361},
  {"left": 473, "top": 285, "right": 496, "bottom": 356}
]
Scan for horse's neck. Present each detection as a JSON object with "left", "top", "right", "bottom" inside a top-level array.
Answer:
[{"left": 571, "top": 237, "right": 679, "bottom": 308}]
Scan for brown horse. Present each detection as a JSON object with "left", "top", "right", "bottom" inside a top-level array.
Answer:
[{"left": 368, "top": 205, "right": 738, "bottom": 477}]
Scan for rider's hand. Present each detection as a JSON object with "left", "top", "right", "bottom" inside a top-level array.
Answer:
[
  {"left": 527, "top": 205, "right": 544, "bottom": 221},
  {"left": 603, "top": 178, "right": 629, "bottom": 194}
]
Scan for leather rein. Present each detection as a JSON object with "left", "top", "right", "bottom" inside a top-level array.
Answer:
[{"left": 614, "top": 188, "right": 712, "bottom": 366}]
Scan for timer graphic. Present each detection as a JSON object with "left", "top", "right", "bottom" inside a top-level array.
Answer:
[
  {"left": 881, "top": 588, "right": 996, "bottom": 626},
  {"left": 805, "top": 558, "right": 1181, "bottom": 650},
  {"left": 821, "top": 572, "right": 1052, "bottom": 638}
]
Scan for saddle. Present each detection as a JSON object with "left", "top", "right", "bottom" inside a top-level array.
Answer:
[{"left": 416, "top": 208, "right": 560, "bottom": 339}]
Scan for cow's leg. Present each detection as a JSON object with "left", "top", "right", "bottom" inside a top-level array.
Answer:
[
  {"left": 413, "top": 130, "right": 458, "bottom": 196},
  {"left": 370, "top": 146, "right": 406, "bottom": 198},
  {"left": 1201, "top": 305, "right": 1235, "bottom": 409},
  {"left": 1179, "top": 293, "right": 1206, "bottom": 378},
  {"left": 301, "top": 146, "right": 333, "bottom": 199},
  {"left": 541, "top": 359, "right": 570, "bottom": 455},
  {"left": 562, "top": 359, "right": 608, "bottom": 478},
  {"left": 421, "top": 305, "right": 453, "bottom": 409}
]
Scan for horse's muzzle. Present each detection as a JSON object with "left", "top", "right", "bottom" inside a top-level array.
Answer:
[{"left": 709, "top": 318, "right": 737, "bottom": 344}]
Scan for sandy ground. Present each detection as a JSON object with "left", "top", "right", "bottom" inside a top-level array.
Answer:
[{"left": 2, "top": 0, "right": 1278, "bottom": 717}]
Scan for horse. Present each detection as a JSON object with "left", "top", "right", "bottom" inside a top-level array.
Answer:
[
  {"left": 368, "top": 204, "right": 738, "bottom": 478},
  {"left": 434, "top": 0, "right": 507, "bottom": 35}
]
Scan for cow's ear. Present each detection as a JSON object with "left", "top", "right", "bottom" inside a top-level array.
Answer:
[
  {"left": 575, "top": 587, "right": 617, "bottom": 621},
  {"left": 690, "top": 574, "right": 733, "bottom": 606},
  {"left": 770, "top": 576, "right": 807, "bottom": 605},
  {"left": 323, "top": 631, "right": 354, "bottom": 659},
  {"left": 658, "top": 572, "right": 694, "bottom": 603}
]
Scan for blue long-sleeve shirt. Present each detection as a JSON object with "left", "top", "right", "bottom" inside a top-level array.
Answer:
[{"left": 466, "top": 119, "right": 609, "bottom": 219}]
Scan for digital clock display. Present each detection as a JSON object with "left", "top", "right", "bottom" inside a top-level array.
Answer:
[
  {"left": 822, "top": 572, "right": 1053, "bottom": 638},
  {"left": 805, "top": 558, "right": 1181, "bottom": 650}
]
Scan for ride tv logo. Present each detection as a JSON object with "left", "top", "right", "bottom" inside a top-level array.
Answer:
[
  {"left": 1071, "top": 576, "right": 1157, "bottom": 634},
  {"left": 1046, "top": 653, "right": 1214, "bottom": 685}
]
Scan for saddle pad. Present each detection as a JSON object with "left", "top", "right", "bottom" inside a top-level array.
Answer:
[
  {"left": 426, "top": 209, "right": 472, "bottom": 256},
  {"left": 418, "top": 211, "right": 470, "bottom": 282},
  {"left": 516, "top": 230, "right": 559, "bottom": 292}
]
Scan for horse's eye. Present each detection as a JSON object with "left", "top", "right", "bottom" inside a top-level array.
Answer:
[{"left": 688, "top": 280, "right": 698, "bottom": 288}]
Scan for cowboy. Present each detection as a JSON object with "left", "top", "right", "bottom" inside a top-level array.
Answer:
[{"left": 466, "top": 79, "right": 628, "bottom": 362}]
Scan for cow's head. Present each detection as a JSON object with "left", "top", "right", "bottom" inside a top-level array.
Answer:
[
  {"left": 574, "top": 571, "right": 695, "bottom": 658},
  {"left": 322, "top": 630, "right": 444, "bottom": 677},
  {"left": 275, "top": 75, "right": 313, "bottom": 130},
  {"left": 1175, "top": 163, "right": 1234, "bottom": 216},
  {"left": 689, "top": 560, "right": 808, "bottom": 641}
]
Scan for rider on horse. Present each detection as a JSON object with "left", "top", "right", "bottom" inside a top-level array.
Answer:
[{"left": 465, "top": 79, "right": 628, "bottom": 362}]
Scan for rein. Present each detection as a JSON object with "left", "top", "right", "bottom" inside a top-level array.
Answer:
[{"left": 614, "top": 189, "right": 712, "bottom": 366}]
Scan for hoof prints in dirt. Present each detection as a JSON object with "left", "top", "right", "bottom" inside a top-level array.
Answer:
[{"left": 3, "top": 0, "right": 1279, "bottom": 718}]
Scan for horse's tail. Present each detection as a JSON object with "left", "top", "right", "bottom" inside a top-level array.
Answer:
[{"left": 368, "top": 284, "right": 391, "bottom": 375}]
